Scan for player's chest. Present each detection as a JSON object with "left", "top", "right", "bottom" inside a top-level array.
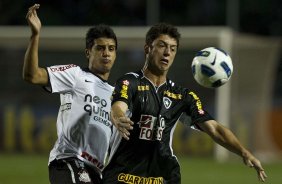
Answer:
[
  {"left": 133, "top": 86, "right": 184, "bottom": 116},
  {"left": 74, "top": 79, "right": 112, "bottom": 109}
]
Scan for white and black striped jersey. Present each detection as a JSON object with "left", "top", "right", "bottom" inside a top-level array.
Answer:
[{"left": 45, "top": 64, "right": 114, "bottom": 174}]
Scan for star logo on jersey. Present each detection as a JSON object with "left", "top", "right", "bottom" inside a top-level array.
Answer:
[{"left": 163, "top": 97, "right": 172, "bottom": 109}]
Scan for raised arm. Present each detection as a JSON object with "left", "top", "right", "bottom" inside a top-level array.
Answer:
[
  {"left": 198, "top": 120, "right": 267, "bottom": 182},
  {"left": 23, "top": 4, "right": 48, "bottom": 85},
  {"left": 111, "top": 101, "right": 134, "bottom": 140}
]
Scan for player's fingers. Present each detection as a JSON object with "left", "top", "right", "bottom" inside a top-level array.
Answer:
[
  {"left": 244, "top": 159, "right": 254, "bottom": 167},
  {"left": 29, "top": 4, "right": 40, "bottom": 10},
  {"left": 117, "top": 121, "right": 129, "bottom": 129},
  {"left": 119, "top": 126, "right": 130, "bottom": 136},
  {"left": 252, "top": 162, "right": 267, "bottom": 182},
  {"left": 28, "top": 4, "right": 40, "bottom": 15},
  {"left": 122, "top": 133, "right": 130, "bottom": 140},
  {"left": 118, "top": 118, "right": 133, "bottom": 130},
  {"left": 28, "top": 4, "right": 39, "bottom": 14},
  {"left": 118, "top": 128, "right": 130, "bottom": 140},
  {"left": 258, "top": 170, "right": 267, "bottom": 182},
  {"left": 116, "top": 122, "right": 131, "bottom": 135}
]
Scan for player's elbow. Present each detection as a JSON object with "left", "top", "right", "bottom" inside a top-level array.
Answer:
[
  {"left": 23, "top": 68, "right": 48, "bottom": 85},
  {"left": 23, "top": 71, "right": 32, "bottom": 82},
  {"left": 22, "top": 71, "right": 42, "bottom": 84},
  {"left": 23, "top": 73, "right": 37, "bottom": 84}
]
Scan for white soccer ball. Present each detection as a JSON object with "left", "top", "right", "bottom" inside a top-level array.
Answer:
[{"left": 191, "top": 47, "right": 233, "bottom": 88}]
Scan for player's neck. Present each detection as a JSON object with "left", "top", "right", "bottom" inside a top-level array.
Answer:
[
  {"left": 96, "top": 73, "right": 109, "bottom": 81},
  {"left": 142, "top": 68, "right": 166, "bottom": 87},
  {"left": 88, "top": 68, "right": 109, "bottom": 81}
]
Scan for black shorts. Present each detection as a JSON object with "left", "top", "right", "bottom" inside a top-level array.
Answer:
[{"left": 48, "top": 158, "right": 102, "bottom": 184}]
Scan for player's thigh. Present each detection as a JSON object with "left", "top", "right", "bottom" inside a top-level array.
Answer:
[{"left": 48, "top": 158, "right": 97, "bottom": 184}]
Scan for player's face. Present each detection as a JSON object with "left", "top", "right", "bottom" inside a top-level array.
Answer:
[
  {"left": 147, "top": 34, "right": 177, "bottom": 73},
  {"left": 86, "top": 37, "right": 116, "bottom": 77}
]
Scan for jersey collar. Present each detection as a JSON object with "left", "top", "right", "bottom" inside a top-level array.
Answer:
[{"left": 83, "top": 67, "right": 108, "bottom": 83}]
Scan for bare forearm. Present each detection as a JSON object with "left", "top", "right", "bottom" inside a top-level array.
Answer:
[
  {"left": 23, "top": 34, "right": 39, "bottom": 81},
  {"left": 111, "top": 101, "right": 133, "bottom": 140},
  {"left": 112, "top": 104, "right": 125, "bottom": 119},
  {"left": 210, "top": 126, "right": 247, "bottom": 156},
  {"left": 201, "top": 120, "right": 267, "bottom": 181},
  {"left": 199, "top": 120, "right": 248, "bottom": 157},
  {"left": 23, "top": 34, "right": 47, "bottom": 85}
]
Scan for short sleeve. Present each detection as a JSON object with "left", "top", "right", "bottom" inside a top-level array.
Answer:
[
  {"left": 112, "top": 74, "right": 137, "bottom": 106},
  {"left": 46, "top": 64, "right": 79, "bottom": 93},
  {"left": 184, "top": 91, "right": 214, "bottom": 127}
]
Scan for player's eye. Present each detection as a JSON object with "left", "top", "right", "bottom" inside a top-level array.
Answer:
[
  {"left": 158, "top": 42, "right": 166, "bottom": 47},
  {"left": 171, "top": 46, "right": 176, "bottom": 52},
  {"left": 109, "top": 46, "right": 116, "bottom": 51},
  {"left": 96, "top": 45, "right": 104, "bottom": 51}
]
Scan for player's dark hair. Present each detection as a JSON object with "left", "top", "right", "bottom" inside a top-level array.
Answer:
[
  {"left": 145, "top": 23, "right": 181, "bottom": 48},
  {"left": 86, "top": 24, "right": 117, "bottom": 49}
]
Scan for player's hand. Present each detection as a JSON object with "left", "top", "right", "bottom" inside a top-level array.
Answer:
[
  {"left": 26, "top": 4, "right": 41, "bottom": 35},
  {"left": 242, "top": 152, "right": 267, "bottom": 182},
  {"left": 114, "top": 117, "right": 134, "bottom": 140}
]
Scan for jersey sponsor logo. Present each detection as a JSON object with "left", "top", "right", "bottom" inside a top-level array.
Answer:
[
  {"left": 49, "top": 64, "right": 76, "bottom": 72},
  {"left": 60, "top": 103, "right": 71, "bottom": 111},
  {"left": 138, "top": 115, "right": 165, "bottom": 141},
  {"left": 81, "top": 151, "right": 104, "bottom": 169},
  {"left": 189, "top": 91, "right": 205, "bottom": 114},
  {"left": 163, "top": 90, "right": 182, "bottom": 99},
  {"left": 137, "top": 85, "right": 149, "bottom": 91},
  {"left": 118, "top": 173, "right": 164, "bottom": 184},
  {"left": 120, "top": 83, "right": 129, "bottom": 99},
  {"left": 84, "top": 94, "right": 111, "bottom": 127},
  {"left": 163, "top": 97, "right": 172, "bottom": 109}
]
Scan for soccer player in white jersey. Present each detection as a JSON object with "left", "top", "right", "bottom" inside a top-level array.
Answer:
[{"left": 23, "top": 4, "right": 117, "bottom": 184}]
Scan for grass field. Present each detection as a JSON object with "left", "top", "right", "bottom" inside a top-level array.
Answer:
[{"left": 0, "top": 154, "right": 281, "bottom": 184}]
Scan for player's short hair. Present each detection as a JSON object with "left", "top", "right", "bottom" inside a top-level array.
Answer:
[
  {"left": 145, "top": 23, "right": 181, "bottom": 48},
  {"left": 86, "top": 24, "right": 117, "bottom": 49}
]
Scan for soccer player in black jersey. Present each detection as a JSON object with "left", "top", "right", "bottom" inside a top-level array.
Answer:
[{"left": 103, "top": 23, "right": 267, "bottom": 183}]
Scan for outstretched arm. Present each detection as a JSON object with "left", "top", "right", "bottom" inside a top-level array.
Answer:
[
  {"left": 23, "top": 4, "right": 48, "bottom": 85},
  {"left": 198, "top": 120, "right": 267, "bottom": 182},
  {"left": 111, "top": 101, "right": 134, "bottom": 140}
]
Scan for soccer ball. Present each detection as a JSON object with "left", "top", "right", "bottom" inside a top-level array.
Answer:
[{"left": 191, "top": 47, "right": 233, "bottom": 88}]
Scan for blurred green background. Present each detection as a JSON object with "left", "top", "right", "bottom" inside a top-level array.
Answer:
[{"left": 1, "top": 154, "right": 282, "bottom": 184}]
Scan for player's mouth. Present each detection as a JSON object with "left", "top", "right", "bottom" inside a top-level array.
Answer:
[
  {"left": 160, "top": 59, "right": 169, "bottom": 65},
  {"left": 101, "top": 59, "right": 111, "bottom": 64}
]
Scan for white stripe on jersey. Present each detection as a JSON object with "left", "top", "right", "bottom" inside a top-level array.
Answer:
[{"left": 63, "top": 160, "right": 76, "bottom": 183}]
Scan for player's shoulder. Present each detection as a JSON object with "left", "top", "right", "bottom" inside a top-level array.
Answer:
[
  {"left": 48, "top": 64, "right": 79, "bottom": 73},
  {"left": 167, "top": 78, "right": 186, "bottom": 91},
  {"left": 117, "top": 70, "right": 142, "bottom": 83},
  {"left": 124, "top": 70, "right": 143, "bottom": 79},
  {"left": 167, "top": 79, "right": 199, "bottom": 99}
]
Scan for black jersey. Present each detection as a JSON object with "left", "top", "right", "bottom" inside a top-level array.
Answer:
[{"left": 103, "top": 70, "right": 214, "bottom": 184}]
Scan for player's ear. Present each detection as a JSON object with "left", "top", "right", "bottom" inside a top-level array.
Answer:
[
  {"left": 144, "top": 45, "right": 151, "bottom": 54},
  {"left": 85, "top": 49, "right": 90, "bottom": 58}
]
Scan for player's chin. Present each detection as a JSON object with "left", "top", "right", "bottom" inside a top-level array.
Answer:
[
  {"left": 101, "top": 66, "right": 112, "bottom": 73},
  {"left": 159, "top": 65, "right": 170, "bottom": 71}
]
